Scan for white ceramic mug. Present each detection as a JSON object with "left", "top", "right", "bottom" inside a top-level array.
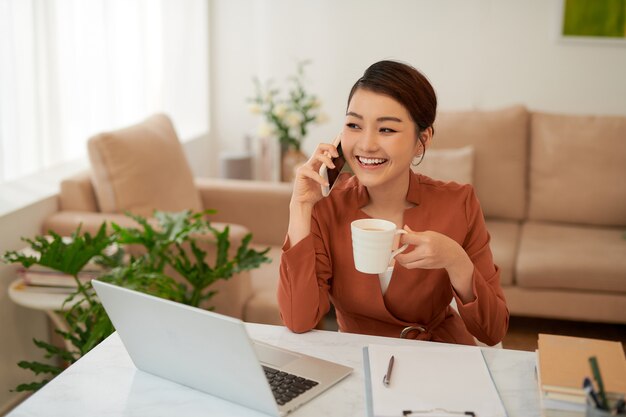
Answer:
[{"left": 350, "top": 219, "right": 409, "bottom": 274}]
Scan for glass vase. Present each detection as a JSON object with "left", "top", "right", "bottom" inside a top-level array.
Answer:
[{"left": 281, "top": 147, "right": 308, "bottom": 182}]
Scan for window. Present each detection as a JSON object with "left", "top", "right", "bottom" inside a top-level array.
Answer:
[{"left": 0, "top": 0, "right": 209, "bottom": 184}]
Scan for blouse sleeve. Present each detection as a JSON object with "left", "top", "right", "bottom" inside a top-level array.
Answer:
[
  {"left": 277, "top": 207, "right": 332, "bottom": 333},
  {"left": 453, "top": 186, "right": 510, "bottom": 346}
]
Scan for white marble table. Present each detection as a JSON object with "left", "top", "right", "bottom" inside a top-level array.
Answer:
[{"left": 7, "top": 323, "right": 541, "bottom": 417}]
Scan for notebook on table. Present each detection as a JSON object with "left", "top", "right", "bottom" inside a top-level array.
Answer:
[
  {"left": 363, "top": 343, "right": 507, "bottom": 417},
  {"left": 92, "top": 280, "right": 352, "bottom": 416}
]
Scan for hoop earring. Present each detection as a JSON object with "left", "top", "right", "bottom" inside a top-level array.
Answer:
[
  {"left": 412, "top": 147, "right": 425, "bottom": 167},
  {"left": 412, "top": 137, "right": 426, "bottom": 167}
]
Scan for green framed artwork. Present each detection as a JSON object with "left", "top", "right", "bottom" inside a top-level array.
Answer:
[{"left": 559, "top": 0, "right": 626, "bottom": 43}]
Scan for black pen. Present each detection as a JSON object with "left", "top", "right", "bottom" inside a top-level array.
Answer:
[
  {"left": 383, "top": 355, "right": 394, "bottom": 387},
  {"left": 583, "top": 377, "right": 601, "bottom": 409}
]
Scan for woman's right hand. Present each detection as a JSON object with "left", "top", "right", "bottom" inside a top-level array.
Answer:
[
  {"left": 287, "top": 138, "right": 341, "bottom": 246},
  {"left": 290, "top": 138, "right": 341, "bottom": 209}
]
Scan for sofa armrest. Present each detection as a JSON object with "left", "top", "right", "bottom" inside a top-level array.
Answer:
[
  {"left": 195, "top": 178, "right": 293, "bottom": 246},
  {"left": 42, "top": 211, "right": 136, "bottom": 236},
  {"left": 59, "top": 171, "right": 99, "bottom": 212}
]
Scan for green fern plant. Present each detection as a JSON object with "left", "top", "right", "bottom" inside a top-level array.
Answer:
[
  {"left": 3, "top": 223, "right": 117, "bottom": 391},
  {"left": 2, "top": 209, "right": 270, "bottom": 392}
]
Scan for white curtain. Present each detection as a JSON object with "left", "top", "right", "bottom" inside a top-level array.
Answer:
[{"left": 0, "top": 0, "right": 208, "bottom": 184}]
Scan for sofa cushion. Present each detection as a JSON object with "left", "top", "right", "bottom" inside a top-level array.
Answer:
[
  {"left": 196, "top": 178, "right": 292, "bottom": 247},
  {"left": 245, "top": 245, "right": 282, "bottom": 325},
  {"left": 87, "top": 114, "right": 202, "bottom": 217},
  {"left": 249, "top": 245, "right": 281, "bottom": 293},
  {"left": 433, "top": 106, "right": 529, "bottom": 221},
  {"left": 529, "top": 112, "right": 626, "bottom": 227},
  {"left": 516, "top": 222, "right": 626, "bottom": 293},
  {"left": 244, "top": 244, "right": 283, "bottom": 325},
  {"left": 485, "top": 220, "right": 521, "bottom": 286},
  {"left": 503, "top": 287, "right": 626, "bottom": 324},
  {"left": 244, "top": 289, "right": 283, "bottom": 325},
  {"left": 412, "top": 146, "right": 474, "bottom": 184}
]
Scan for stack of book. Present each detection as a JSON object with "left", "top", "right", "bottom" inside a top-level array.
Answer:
[
  {"left": 15, "top": 246, "right": 107, "bottom": 293},
  {"left": 536, "top": 333, "right": 626, "bottom": 416},
  {"left": 17, "top": 265, "right": 103, "bottom": 293}
]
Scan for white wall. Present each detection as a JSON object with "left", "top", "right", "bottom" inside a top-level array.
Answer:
[
  {"left": 209, "top": 0, "right": 626, "bottom": 174},
  {"left": 0, "top": 198, "right": 59, "bottom": 415}
]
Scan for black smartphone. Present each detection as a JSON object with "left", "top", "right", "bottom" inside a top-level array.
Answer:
[
  {"left": 327, "top": 142, "right": 346, "bottom": 189},
  {"left": 320, "top": 137, "right": 346, "bottom": 197}
]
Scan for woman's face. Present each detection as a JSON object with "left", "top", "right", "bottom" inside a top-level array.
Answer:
[{"left": 342, "top": 88, "right": 422, "bottom": 191}]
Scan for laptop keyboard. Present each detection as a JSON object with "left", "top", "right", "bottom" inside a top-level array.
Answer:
[{"left": 262, "top": 366, "right": 319, "bottom": 406}]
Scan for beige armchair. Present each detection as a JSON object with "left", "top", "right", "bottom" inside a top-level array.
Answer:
[{"left": 43, "top": 114, "right": 292, "bottom": 323}]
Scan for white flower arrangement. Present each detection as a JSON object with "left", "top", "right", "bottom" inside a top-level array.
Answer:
[{"left": 249, "top": 61, "right": 326, "bottom": 152}]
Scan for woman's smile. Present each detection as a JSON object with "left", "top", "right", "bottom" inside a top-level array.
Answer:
[{"left": 355, "top": 155, "right": 389, "bottom": 168}]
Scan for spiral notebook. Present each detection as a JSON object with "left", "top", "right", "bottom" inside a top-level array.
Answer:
[{"left": 363, "top": 343, "right": 507, "bottom": 417}]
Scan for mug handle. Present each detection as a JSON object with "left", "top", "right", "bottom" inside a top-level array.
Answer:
[{"left": 390, "top": 229, "right": 409, "bottom": 259}]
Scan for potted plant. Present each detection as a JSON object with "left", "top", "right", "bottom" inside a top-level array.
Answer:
[
  {"left": 2, "top": 209, "right": 270, "bottom": 392},
  {"left": 248, "top": 60, "right": 327, "bottom": 182}
]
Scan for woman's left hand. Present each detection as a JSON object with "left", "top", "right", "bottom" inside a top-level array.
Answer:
[
  {"left": 395, "top": 225, "right": 476, "bottom": 302},
  {"left": 395, "top": 225, "right": 468, "bottom": 271}
]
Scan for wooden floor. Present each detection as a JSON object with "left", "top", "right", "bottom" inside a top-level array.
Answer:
[
  {"left": 322, "top": 313, "right": 626, "bottom": 351},
  {"left": 502, "top": 316, "right": 626, "bottom": 351}
]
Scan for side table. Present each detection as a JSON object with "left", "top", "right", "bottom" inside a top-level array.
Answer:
[{"left": 8, "top": 279, "right": 74, "bottom": 349}]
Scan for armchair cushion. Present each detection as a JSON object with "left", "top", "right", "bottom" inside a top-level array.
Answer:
[{"left": 87, "top": 113, "right": 202, "bottom": 217}]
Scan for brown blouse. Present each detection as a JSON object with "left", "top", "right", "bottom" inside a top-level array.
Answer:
[{"left": 278, "top": 171, "right": 509, "bottom": 346}]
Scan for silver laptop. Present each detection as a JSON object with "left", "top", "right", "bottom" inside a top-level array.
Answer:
[{"left": 92, "top": 280, "right": 352, "bottom": 416}]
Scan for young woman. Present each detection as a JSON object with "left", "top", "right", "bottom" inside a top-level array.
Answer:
[{"left": 278, "top": 60, "right": 508, "bottom": 346}]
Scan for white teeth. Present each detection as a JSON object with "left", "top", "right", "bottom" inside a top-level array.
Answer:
[{"left": 358, "top": 156, "right": 386, "bottom": 165}]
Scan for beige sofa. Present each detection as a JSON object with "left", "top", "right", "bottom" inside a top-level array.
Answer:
[
  {"left": 432, "top": 106, "right": 626, "bottom": 324},
  {"left": 43, "top": 107, "right": 626, "bottom": 325}
]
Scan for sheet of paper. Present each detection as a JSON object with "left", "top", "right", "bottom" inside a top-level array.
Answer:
[{"left": 368, "top": 343, "right": 507, "bottom": 417}]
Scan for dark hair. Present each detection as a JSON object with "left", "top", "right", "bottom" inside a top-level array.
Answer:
[{"left": 347, "top": 60, "right": 437, "bottom": 156}]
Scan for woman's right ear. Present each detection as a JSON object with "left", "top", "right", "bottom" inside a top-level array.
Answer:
[{"left": 421, "top": 126, "right": 433, "bottom": 149}]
